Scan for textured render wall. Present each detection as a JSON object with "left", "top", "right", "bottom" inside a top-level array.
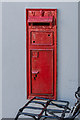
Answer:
[
  {"left": 2, "top": 2, "right": 78, "bottom": 118},
  {"left": 0, "top": 2, "right": 2, "bottom": 120},
  {"left": 78, "top": 2, "right": 80, "bottom": 87},
  {"left": 78, "top": 2, "right": 80, "bottom": 116},
  {"left": 78, "top": 4, "right": 80, "bottom": 120}
]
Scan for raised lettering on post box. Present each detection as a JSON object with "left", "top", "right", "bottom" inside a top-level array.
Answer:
[{"left": 26, "top": 9, "right": 57, "bottom": 99}]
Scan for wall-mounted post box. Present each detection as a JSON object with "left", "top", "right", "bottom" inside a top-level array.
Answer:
[{"left": 26, "top": 9, "right": 57, "bottom": 99}]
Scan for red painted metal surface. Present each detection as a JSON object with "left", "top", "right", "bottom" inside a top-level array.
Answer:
[
  {"left": 31, "top": 31, "right": 53, "bottom": 45},
  {"left": 26, "top": 9, "right": 57, "bottom": 99}
]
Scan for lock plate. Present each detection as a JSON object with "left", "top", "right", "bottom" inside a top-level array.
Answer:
[{"left": 31, "top": 31, "right": 54, "bottom": 45}]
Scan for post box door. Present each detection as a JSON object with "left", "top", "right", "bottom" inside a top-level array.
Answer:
[
  {"left": 26, "top": 9, "right": 57, "bottom": 99},
  {"left": 31, "top": 50, "right": 54, "bottom": 95}
]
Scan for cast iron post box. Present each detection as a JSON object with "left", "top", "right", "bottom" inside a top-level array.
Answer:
[{"left": 26, "top": 9, "right": 57, "bottom": 99}]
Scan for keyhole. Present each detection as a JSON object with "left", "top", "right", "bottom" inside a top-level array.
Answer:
[
  {"left": 35, "top": 74, "right": 37, "bottom": 77},
  {"left": 48, "top": 34, "right": 50, "bottom": 36},
  {"left": 34, "top": 74, "right": 37, "bottom": 80},
  {"left": 33, "top": 41, "right": 35, "bottom": 43}
]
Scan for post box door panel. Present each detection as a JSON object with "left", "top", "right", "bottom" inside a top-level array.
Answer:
[
  {"left": 31, "top": 31, "right": 53, "bottom": 45},
  {"left": 31, "top": 50, "right": 54, "bottom": 95}
]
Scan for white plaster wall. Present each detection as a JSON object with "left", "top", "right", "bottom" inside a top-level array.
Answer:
[
  {"left": 0, "top": 1, "right": 2, "bottom": 120},
  {"left": 2, "top": 2, "right": 78, "bottom": 118},
  {"left": 78, "top": 2, "right": 80, "bottom": 87}
]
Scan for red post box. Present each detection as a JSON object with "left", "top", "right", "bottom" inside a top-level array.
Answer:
[{"left": 26, "top": 9, "right": 57, "bottom": 99}]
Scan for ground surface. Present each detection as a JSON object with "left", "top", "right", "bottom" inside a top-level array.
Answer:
[{"left": 1, "top": 118, "right": 79, "bottom": 120}]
